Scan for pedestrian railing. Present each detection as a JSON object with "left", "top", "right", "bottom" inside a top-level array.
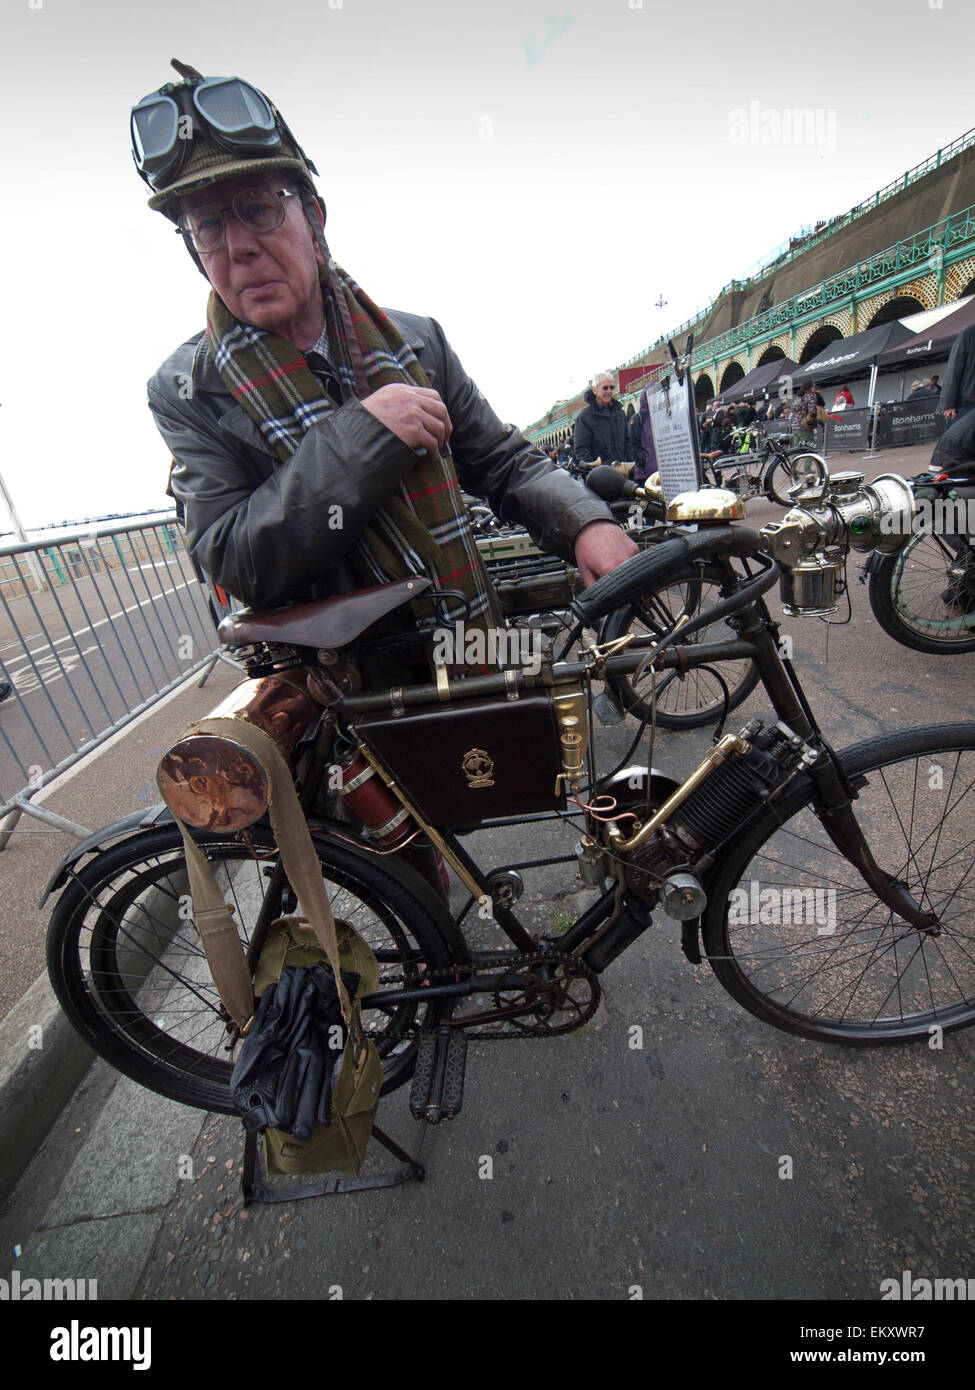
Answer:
[{"left": 0, "top": 516, "right": 238, "bottom": 849}]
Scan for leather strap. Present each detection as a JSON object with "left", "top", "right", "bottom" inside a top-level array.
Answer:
[{"left": 170, "top": 715, "right": 353, "bottom": 1032}]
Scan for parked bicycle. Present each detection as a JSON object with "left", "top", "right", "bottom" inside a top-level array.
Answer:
[
  {"left": 45, "top": 464, "right": 975, "bottom": 1145},
  {"left": 704, "top": 425, "right": 826, "bottom": 507}
]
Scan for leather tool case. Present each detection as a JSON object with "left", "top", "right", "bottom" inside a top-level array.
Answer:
[{"left": 355, "top": 689, "right": 566, "bottom": 827}]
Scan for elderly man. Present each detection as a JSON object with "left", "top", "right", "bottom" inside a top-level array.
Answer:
[
  {"left": 133, "top": 64, "right": 635, "bottom": 673},
  {"left": 572, "top": 374, "right": 635, "bottom": 467}
]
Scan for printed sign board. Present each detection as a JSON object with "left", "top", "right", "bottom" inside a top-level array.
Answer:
[{"left": 645, "top": 364, "right": 702, "bottom": 509}]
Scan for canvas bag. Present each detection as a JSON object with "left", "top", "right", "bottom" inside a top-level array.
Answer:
[{"left": 246, "top": 915, "right": 383, "bottom": 1177}]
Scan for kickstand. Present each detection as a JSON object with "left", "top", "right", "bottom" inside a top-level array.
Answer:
[{"left": 241, "top": 1121, "right": 426, "bottom": 1205}]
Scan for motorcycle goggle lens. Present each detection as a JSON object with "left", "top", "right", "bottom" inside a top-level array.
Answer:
[
  {"left": 131, "top": 77, "right": 284, "bottom": 188},
  {"left": 192, "top": 79, "right": 278, "bottom": 145},
  {"left": 177, "top": 186, "right": 297, "bottom": 252},
  {"left": 130, "top": 94, "right": 181, "bottom": 180}
]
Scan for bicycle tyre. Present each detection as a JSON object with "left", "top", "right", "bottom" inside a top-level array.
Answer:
[
  {"left": 47, "top": 824, "right": 459, "bottom": 1113},
  {"left": 867, "top": 534, "right": 975, "bottom": 654},
  {"left": 701, "top": 723, "right": 975, "bottom": 1042},
  {"left": 603, "top": 563, "right": 761, "bottom": 729}
]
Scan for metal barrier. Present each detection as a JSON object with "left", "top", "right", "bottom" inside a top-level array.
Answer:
[{"left": 0, "top": 515, "right": 236, "bottom": 849}]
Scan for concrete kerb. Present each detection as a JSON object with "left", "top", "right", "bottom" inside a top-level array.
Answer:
[
  {"left": 0, "top": 973, "right": 94, "bottom": 1203},
  {"left": 0, "top": 662, "right": 242, "bottom": 1207}
]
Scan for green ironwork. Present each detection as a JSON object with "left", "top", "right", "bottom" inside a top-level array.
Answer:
[{"left": 616, "top": 125, "right": 975, "bottom": 374}]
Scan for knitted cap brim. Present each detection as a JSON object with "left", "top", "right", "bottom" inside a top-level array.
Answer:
[{"left": 147, "top": 155, "right": 314, "bottom": 216}]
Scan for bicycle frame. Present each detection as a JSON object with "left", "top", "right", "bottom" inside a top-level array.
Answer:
[{"left": 319, "top": 547, "right": 937, "bottom": 1019}]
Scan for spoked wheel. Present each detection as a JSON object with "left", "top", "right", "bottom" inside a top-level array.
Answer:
[
  {"left": 701, "top": 725, "right": 975, "bottom": 1042},
  {"left": 763, "top": 449, "right": 827, "bottom": 506},
  {"left": 868, "top": 533, "right": 975, "bottom": 654},
  {"left": 46, "top": 825, "right": 458, "bottom": 1113},
  {"left": 603, "top": 562, "right": 761, "bottom": 729}
]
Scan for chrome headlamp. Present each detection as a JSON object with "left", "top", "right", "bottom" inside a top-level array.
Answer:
[{"left": 760, "top": 471, "right": 917, "bottom": 616}]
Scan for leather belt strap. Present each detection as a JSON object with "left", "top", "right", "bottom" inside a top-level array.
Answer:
[{"left": 171, "top": 716, "right": 353, "bottom": 1033}]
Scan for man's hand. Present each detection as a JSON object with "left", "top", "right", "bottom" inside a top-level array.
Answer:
[
  {"left": 573, "top": 520, "right": 639, "bottom": 588},
  {"left": 361, "top": 384, "right": 453, "bottom": 456},
  {"left": 944, "top": 407, "right": 957, "bottom": 420}
]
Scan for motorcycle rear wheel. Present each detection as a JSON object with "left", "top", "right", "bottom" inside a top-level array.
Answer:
[
  {"left": 46, "top": 825, "right": 458, "bottom": 1114},
  {"left": 868, "top": 533, "right": 975, "bottom": 654}
]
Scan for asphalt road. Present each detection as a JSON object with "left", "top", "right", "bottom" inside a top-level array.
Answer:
[
  {"left": 0, "top": 557, "right": 215, "bottom": 807},
  {"left": 2, "top": 442, "right": 974, "bottom": 1317}
]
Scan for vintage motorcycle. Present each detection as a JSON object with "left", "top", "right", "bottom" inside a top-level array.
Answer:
[
  {"left": 863, "top": 462, "right": 975, "bottom": 654},
  {"left": 44, "top": 467, "right": 975, "bottom": 1147}
]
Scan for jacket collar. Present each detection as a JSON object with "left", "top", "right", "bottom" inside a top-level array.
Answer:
[{"left": 191, "top": 307, "right": 427, "bottom": 396}]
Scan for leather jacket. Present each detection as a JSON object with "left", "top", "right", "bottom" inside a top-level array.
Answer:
[{"left": 147, "top": 308, "right": 614, "bottom": 610}]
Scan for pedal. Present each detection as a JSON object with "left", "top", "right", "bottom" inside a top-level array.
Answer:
[{"left": 409, "top": 1028, "right": 468, "bottom": 1124}]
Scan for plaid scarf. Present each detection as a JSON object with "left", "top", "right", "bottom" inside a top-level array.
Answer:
[{"left": 206, "top": 264, "right": 500, "bottom": 668}]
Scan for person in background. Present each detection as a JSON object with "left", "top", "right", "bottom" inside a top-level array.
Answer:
[
  {"left": 789, "top": 384, "right": 820, "bottom": 446},
  {"left": 833, "top": 383, "right": 854, "bottom": 410},
  {"left": 698, "top": 410, "right": 715, "bottom": 452},
  {"left": 573, "top": 373, "right": 635, "bottom": 466},
  {"left": 939, "top": 321, "right": 975, "bottom": 424},
  {"left": 625, "top": 401, "right": 646, "bottom": 478},
  {"left": 634, "top": 388, "right": 657, "bottom": 484}
]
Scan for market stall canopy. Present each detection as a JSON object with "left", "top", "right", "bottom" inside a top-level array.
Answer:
[
  {"left": 711, "top": 357, "right": 801, "bottom": 405},
  {"left": 875, "top": 295, "right": 975, "bottom": 368},
  {"left": 791, "top": 321, "right": 914, "bottom": 387}
]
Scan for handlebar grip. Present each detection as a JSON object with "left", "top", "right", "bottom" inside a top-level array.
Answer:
[{"left": 571, "top": 526, "right": 764, "bottom": 626}]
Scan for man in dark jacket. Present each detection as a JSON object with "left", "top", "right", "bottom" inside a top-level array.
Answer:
[
  {"left": 939, "top": 322, "right": 975, "bottom": 424},
  {"left": 134, "top": 64, "right": 635, "bottom": 627},
  {"left": 572, "top": 375, "right": 635, "bottom": 466}
]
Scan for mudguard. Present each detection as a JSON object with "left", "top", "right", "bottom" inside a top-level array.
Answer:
[
  {"left": 38, "top": 802, "right": 175, "bottom": 906},
  {"left": 39, "top": 804, "right": 469, "bottom": 965}
]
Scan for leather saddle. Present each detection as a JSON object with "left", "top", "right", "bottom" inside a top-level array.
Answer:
[{"left": 218, "top": 577, "right": 432, "bottom": 652}]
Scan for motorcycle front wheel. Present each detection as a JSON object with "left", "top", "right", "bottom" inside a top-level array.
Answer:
[
  {"left": 701, "top": 724, "right": 975, "bottom": 1042},
  {"left": 47, "top": 825, "right": 458, "bottom": 1113}
]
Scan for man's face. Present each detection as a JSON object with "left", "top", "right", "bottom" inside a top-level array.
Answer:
[
  {"left": 179, "top": 172, "right": 325, "bottom": 346},
  {"left": 594, "top": 379, "right": 615, "bottom": 405}
]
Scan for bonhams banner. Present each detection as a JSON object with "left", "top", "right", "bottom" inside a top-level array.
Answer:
[
  {"left": 879, "top": 402, "right": 945, "bottom": 448},
  {"left": 824, "top": 408, "right": 872, "bottom": 451}
]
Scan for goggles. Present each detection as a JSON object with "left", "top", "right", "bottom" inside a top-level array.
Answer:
[{"left": 131, "top": 75, "right": 318, "bottom": 190}]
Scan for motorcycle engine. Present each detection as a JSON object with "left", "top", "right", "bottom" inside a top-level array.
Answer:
[{"left": 616, "top": 720, "right": 812, "bottom": 906}]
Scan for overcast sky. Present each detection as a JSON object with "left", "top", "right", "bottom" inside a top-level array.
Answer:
[{"left": 2, "top": 0, "right": 974, "bottom": 529}]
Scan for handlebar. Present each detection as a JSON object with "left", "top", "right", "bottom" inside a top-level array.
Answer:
[{"left": 570, "top": 526, "right": 765, "bottom": 626}]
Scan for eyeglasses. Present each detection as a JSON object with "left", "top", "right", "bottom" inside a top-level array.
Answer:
[
  {"left": 131, "top": 75, "right": 318, "bottom": 189},
  {"left": 177, "top": 186, "right": 302, "bottom": 252}
]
